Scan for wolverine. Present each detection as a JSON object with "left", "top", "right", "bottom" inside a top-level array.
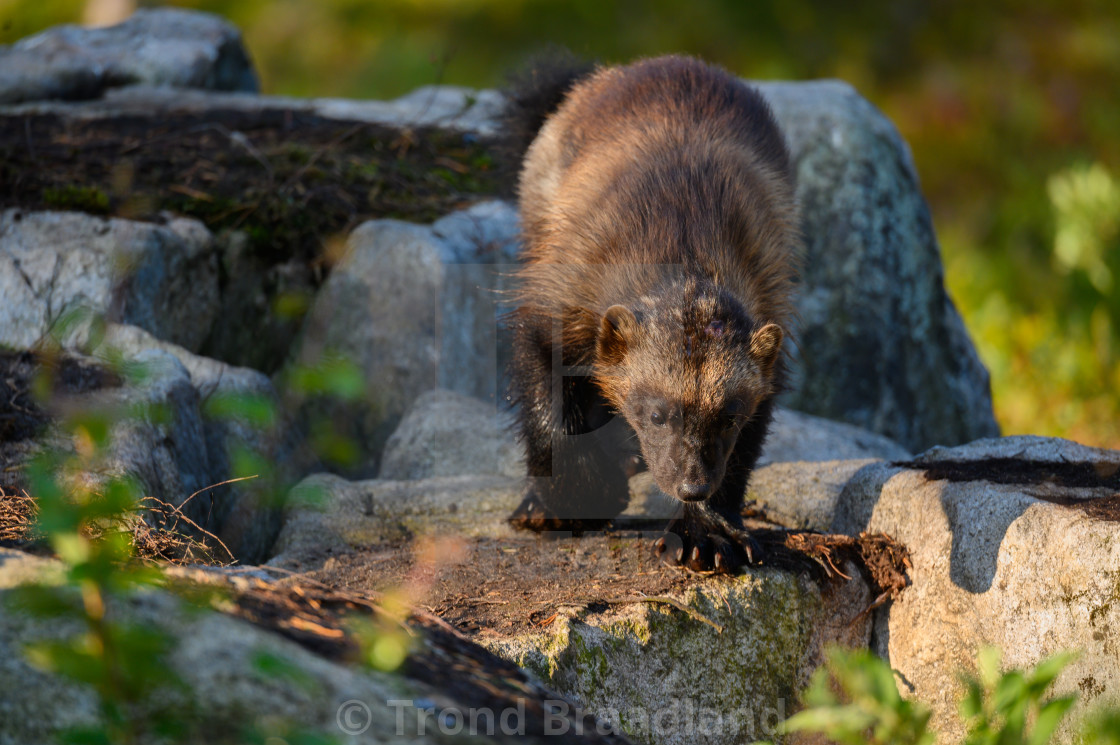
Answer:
[{"left": 505, "top": 55, "right": 799, "bottom": 574}]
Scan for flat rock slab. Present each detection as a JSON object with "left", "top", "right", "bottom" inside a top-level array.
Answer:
[
  {"left": 268, "top": 453, "right": 910, "bottom": 745},
  {"left": 1, "top": 82, "right": 505, "bottom": 135},
  {"left": 835, "top": 435, "right": 1120, "bottom": 743},
  {"left": 294, "top": 532, "right": 876, "bottom": 745},
  {"left": 269, "top": 473, "right": 525, "bottom": 563}
]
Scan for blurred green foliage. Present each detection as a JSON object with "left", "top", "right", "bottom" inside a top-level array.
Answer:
[
  {"left": 2, "top": 0, "right": 1117, "bottom": 446},
  {"left": 0, "top": 344, "right": 356, "bottom": 742},
  {"left": 777, "top": 647, "right": 935, "bottom": 745},
  {"left": 758, "top": 645, "right": 1117, "bottom": 745},
  {"left": 6, "top": 358, "right": 183, "bottom": 744},
  {"left": 959, "top": 647, "right": 1077, "bottom": 745}
]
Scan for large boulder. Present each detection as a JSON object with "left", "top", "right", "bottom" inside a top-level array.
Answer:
[
  {"left": 757, "top": 80, "right": 999, "bottom": 452},
  {"left": 0, "top": 8, "right": 258, "bottom": 105},
  {"left": 289, "top": 201, "right": 519, "bottom": 477},
  {"left": 834, "top": 436, "right": 1120, "bottom": 743},
  {"left": 1, "top": 334, "right": 298, "bottom": 560},
  {"left": 484, "top": 565, "right": 872, "bottom": 745},
  {"left": 0, "top": 209, "right": 219, "bottom": 352}
]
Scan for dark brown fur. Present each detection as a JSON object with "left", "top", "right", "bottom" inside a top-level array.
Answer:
[{"left": 507, "top": 55, "right": 800, "bottom": 573}]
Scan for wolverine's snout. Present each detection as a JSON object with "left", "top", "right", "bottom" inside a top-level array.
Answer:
[{"left": 676, "top": 482, "right": 711, "bottom": 501}]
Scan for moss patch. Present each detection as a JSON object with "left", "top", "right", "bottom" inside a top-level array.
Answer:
[{"left": 41, "top": 185, "right": 110, "bottom": 214}]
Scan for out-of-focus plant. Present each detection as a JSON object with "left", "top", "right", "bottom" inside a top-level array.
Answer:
[
  {"left": 754, "top": 645, "right": 1088, "bottom": 745},
  {"left": 775, "top": 647, "right": 935, "bottom": 745},
  {"left": 6, "top": 358, "right": 181, "bottom": 744},
  {"left": 1049, "top": 163, "right": 1120, "bottom": 295},
  {"left": 959, "top": 647, "right": 1077, "bottom": 745},
  {"left": 1082, "top": 709, "right": 1120, "bottom": 744}
]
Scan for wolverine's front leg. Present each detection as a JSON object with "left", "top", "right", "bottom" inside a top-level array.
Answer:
[
  {"left": 508, "top": 316, "right": 630, "bottom": 533},
  {"left": 510, "top": 429, "right": 630, "bottom": 533}
]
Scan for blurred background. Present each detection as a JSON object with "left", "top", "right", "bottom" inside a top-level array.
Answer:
[{"left": 3, "top": 0, "right": 1118, "bottom": 448}]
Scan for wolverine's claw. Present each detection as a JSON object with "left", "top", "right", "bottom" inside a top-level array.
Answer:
[
  {"left": 653, "top": 516, "right": 759, "bottom": 574},
  {"left": 687, "top": 544, "right": 708, "bottom": 572}
]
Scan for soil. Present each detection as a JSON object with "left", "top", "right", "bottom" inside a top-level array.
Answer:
[
  {"left": 0, "top": 109, "right": 505, "bottom": 262},
  {"left": 908, "top": 457, "right": 1120, "bottom": 522},
  {"left": 293, "top": 527, "right": 910, "bottom": 640}
]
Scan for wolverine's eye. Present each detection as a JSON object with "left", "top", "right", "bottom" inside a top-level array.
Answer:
[
  {"left": 650, "top": 409, "right": 666, "bottom": 426},
  {"left": 720, "top": 402, "right": 747, "bottom": 434}
]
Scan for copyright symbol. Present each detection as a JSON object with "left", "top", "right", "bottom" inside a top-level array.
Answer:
[{"left": 336, "top": 699, "right": 372, "bottom": 735}]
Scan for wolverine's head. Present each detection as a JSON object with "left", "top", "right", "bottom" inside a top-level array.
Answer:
[{"left": 593, "top": 283, "right": 783, "bottom": 503}]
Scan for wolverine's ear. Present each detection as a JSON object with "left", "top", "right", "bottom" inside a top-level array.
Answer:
[
  {"left": 749, "top": 323, "right": 783, "bottom": 373},
  {"left": 598, "top": 305, "right": 637, "bottom": 365}
]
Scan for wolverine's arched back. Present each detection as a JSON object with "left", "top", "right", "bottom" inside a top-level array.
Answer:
[{"left": 506, "top": 55, "right": 801, "bottom": 574}]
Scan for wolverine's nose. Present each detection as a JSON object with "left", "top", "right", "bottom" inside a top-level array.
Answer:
[{"left": 677, "top": 482, "right": 711, "bottom": 501}]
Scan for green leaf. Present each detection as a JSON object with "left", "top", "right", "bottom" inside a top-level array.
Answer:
[
  {"left": 1026, "top": 651, "right": 1078, "bottom": 693},
  {"left": 1028, "top": 695, "right": 1076, "bottom": 745}
]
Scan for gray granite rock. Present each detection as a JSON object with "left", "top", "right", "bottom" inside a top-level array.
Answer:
[
  {"left": 92, "top": 348, "right": 215, "bottom": 523},
  {"left": 0, "top": 8, "right": 257, "bottom": 105},
  {"left": 0, "top": 83, "right": 503, "bottom": 136},
  {"left": 759, "top": 407, "right": 911, "bottom": 465},
  {"left": 834, "top": 435, "right": 1120, "bottom": 743},
  {"left": 289, "top": 201, "right": 519, "bottom": 476},
  {"left": 0, "top": 209, "right": 219, "bottom": 352},
  {"left": 380, "top": 389, "right": 523, "bottom": 481},
  {"left": 269, "top": 472, "right": 524, "bottom": 565},
  {"left": 747, "top": 459, "right": 881, "bottom": 532},
  {"left": 757, "top": 80, "right": 999, "bottom": 452},
  {"left": 484, "top": 570, "right": 871, "bottom": 745}
]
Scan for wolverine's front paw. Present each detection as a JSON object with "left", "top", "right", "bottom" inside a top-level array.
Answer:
[
  {"left": 652, "top": 521, "right": 761, "bottom": 574},
  {"left": 508, "top": 491, "right": 612, "bottom": 535}
]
